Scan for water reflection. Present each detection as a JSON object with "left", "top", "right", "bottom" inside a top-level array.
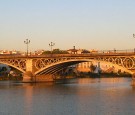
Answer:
[
  {"left": 24, "top": 85, "right": 33, "bottom": 115},
  {"left": 0, "top": 77, "right": 135, "bottom": 115}
]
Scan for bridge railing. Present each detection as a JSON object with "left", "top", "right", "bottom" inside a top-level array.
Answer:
[
  {"left": 0, "top": 49, "right": 135, "bottom": 58},
  {"left": 98, "top": 49, "right": 135, "bottom": 54}
]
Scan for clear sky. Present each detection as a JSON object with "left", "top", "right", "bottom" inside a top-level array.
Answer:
[{"left": 0, "top": 0, "right": 135, "bottom": 51}]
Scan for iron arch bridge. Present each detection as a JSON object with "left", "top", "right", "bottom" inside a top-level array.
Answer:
[{"left": 0, "top": 54, "right": 135, "bottom": 76}]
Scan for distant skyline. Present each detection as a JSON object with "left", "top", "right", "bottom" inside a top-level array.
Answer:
[{"left": 0, "top": 0, "right": 135, "bottom": 51}]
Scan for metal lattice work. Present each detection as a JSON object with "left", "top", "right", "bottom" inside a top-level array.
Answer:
[
  {"left": 34, "top": 58, "right": 74, "bottom": 70},
  {"left": 0, "top": 58, "right": 26, "bottom": 72},
  {"left": 33, "top": 56, "right": 135, "bottom": 75},
  {"left": 95, "top": 56, "right": 135, "bottom": 69},
  {"left": 0, "top": 55, "right": 135, "bottom": 74}
]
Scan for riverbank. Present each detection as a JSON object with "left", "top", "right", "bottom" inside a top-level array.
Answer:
[
  {"left": 77, "top": 72, "right": 132, "bottom": 78},
  {"left": 0, "top": 75, "right": 22, "bottom": 81},
  {"left": 0, "top": 72, "right": 132, "bottom": 82}
]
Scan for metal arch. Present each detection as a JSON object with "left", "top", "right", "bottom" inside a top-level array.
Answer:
[
  {"left": 35, "top": 56, "right": 135, "bottom": 74},
  {"left": 37, "top": 64, "right": 66, "bottom": 75},
  {"left": 35, "top": 61, "right": 74, "bottom": 75},
  {"left": 114, "top": 57, "right": 123, "bottom": 66},
  {"left": 35, "top": 59, "right": 46, "bottom": 69},
  {"left": 50, "top": 61, "right": 81, "bottom": 75},
  {"left": 18, "top": 60, "right": 26, "bottom": 69},
  {"left": 35, "top": 58, "right": 64, "bottom": 70},
  {"left": 94, "top": 57, "right": 115, "bottom": 63},
  {"left": 34, "top": 57, "right": 134, "bottom": 75},
  {"left": 0, "top": 60, "right": 26, "bottom": 73},
  {"left": 0, "top": 55, "right": 135, "bottom": 75},
  {"left": 92, "top": 58, "right": 134, "bottom": 74},
  {"left": 34, "top": 59, "right": 88, "bottom": 75},
  {"left": 94, "top": 56, "right": 135, "bottom": 69},
  {"left": 132, "top": 57, "right": 135, "bottom": 68},
  {"left": 34, "top": 57, "right": 75, "bottom": 70},
  {"left": 37, "top": 61, "right": 81, "bottom": 75},
  {"left": 107, "top": 57, "right": 115, "bottom": 63},
  {"left": 122, "top": 57, "right": 135, "bottom": 69},
  {"left": 39, "top": 64, "right": 68, "bottom": 75},
  {"left": 37, "top": 61, "right": 71, "bottom": 75}
]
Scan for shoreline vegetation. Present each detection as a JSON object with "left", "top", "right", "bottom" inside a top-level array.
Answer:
[
  {"left": 0, "top": 72, "right": 132, "bottom": 81},
  {"left": 82, "top": 72, "right": 132, "bottom": 78},
  {"left": 0, "top": 74, "right": 23, "bottom": 81}
]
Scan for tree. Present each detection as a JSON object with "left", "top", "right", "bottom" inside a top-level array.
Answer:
[
  {"left": 90, "top": 63, "right": 96, "bottom": 72},
  {"left": 52, "top": 49, "right": 61, "bottom": 54},
  {"left": 42, "top": 50, "right": 51, "bottom": 54},
  {"left": 1, "top": 67, "right": 7, "bottom": 71},
  {"left": 42, "top": 49, "right": 69, "bottom": 54},
  {"left": 52, "top": 49, "right": 69, "bottom": 54}
]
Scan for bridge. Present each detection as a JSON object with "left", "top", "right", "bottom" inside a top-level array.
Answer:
[{"left": 0, "top": 52, "right": 135, "bottom": 85}]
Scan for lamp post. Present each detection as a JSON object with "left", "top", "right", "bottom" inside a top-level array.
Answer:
[
  {"left": 24, "top": 39, "right": 30, "bottom": 56},
  {"left": 49, "top": 42, "right": 55, "bottom": 54},
  {"left": 133, "top": 34, "right": 135, "bottom": 38},
  {"left": 133, "top": 34, "right": 135, "bottom": 53}
]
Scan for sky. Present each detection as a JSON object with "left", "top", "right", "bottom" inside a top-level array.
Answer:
[{"left": 0, "top": 0, "right": 135, "bottom": 51}]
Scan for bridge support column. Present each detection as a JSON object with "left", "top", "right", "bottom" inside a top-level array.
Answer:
[
  {"left": 132, "top": 79, "right": 135, "bottom": 86},
  {"left": 131, "top": 73, "right": 135, "bottom": 86},
  {"left": 22, "top": 71, "right": 35, "bottom": 82},
  {"left": 22, "top": 59, "right": 35, "bottom": 82}
]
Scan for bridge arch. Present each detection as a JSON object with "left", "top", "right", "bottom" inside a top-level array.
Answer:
[
  {"left": 34, "top": 59, "right": 133, "bottom": 75},
  {"left": 0, "top": 61, "right": 25, "bottom": 73}
]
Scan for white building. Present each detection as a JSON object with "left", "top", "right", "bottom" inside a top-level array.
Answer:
[{"left": 76, "top": 61, "right": 120, "bottom": 73}]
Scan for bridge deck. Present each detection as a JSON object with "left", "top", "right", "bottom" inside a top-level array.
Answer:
[{"left": 0, "top": 53, "right": 135, "bottom": 59}]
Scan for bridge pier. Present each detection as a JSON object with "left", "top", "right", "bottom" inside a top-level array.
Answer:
[
  {"left": 131, "top": 73, "right": 135, "bottom": 86},
  {"left": 22, "top": 72, "right": 54, "bottom": 82},
  {"left": 22, "top": 71, "right": 35, "bottom": 83},
  {"left": 22, "top": 59, "right": 36, "bottom": 82},
  {"left": 132, "top": 79, "right": 135, "bottom": 86}
]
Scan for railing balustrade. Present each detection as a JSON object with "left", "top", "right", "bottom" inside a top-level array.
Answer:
[{"left": 0, "top": 49, "right": 135, "bottom": 58}]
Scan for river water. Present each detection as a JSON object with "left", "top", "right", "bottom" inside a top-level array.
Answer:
[{"left": 0, "top": 77, "right": 135, "bottom": 115}]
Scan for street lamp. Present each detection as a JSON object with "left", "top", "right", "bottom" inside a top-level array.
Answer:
[
  {"left": 24, "top": 39, "right": 30, "bottom": 56},
  {"left": 133, "top": 34, "right": 135, "bottom": 53},
  {"left": 133, "top": 34, "right": 135, "bottom": 38},
  {"left": 49, "top": 42, "right": 55, "bottom": 54}
]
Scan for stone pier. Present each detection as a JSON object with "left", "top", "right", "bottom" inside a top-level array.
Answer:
[
  {"left": 132, "top": 79, "right": 135, "bottom": 86},
  {"left": 22, "top": 71, "right": 35, "bottom": 82},
  {"left": 22, "top": 59, "right": 34, "bottom": 82},
  {"left": 23, "top": 73, "right": 54, "bottom": 82},
  {"left": 131, "top": 73, "right": 135, "bottom": 86}
]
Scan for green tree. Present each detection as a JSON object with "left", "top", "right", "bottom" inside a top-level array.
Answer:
[
  {"left": 42, "top": 49, "right": 69, "bottom": 54},
  {"left": 42, "top": 50, "right": 51, "bottom": 54},
  {"left": 52, "top": 49, "right": 61, "bottom": 54}
]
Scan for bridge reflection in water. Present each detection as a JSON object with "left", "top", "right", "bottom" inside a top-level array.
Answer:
[
  {"left": 0, "top": 52, "right": 135, "bottom": 85},
  {"left": 0, "top": 77, "right": 134, "bottom": 115}
]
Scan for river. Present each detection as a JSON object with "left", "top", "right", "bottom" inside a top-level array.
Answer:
[{"left": 0, "top": 77, "right": 135, "bottom": 115}]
